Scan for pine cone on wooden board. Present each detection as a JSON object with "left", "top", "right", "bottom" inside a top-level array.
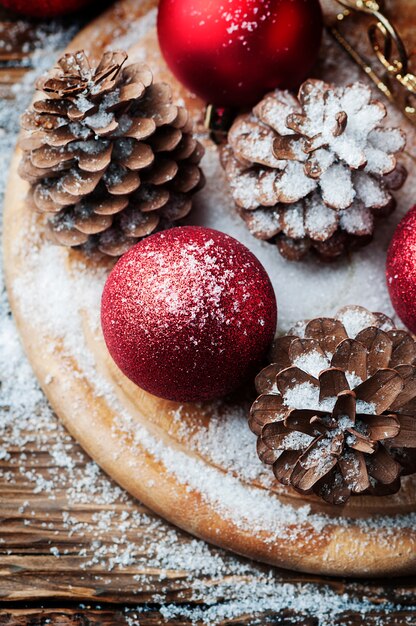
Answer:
[
  {"left": 250, "top": 306, "right": 416, "bottom": 504},
  {"left": 19, "top": 50, "right": 205, "bottom": 256},
  {"left": 221, "top": 80, "right": 407, "bottom": 261}
]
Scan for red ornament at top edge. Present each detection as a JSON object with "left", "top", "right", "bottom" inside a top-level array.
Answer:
[{"left": 157, "top": 0, "right": 323, "bottom": 107}]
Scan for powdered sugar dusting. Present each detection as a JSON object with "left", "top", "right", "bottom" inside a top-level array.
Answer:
[
  {"left": 129, "top": 236, "right": 239, "bottom": 330},
  {"left": 284, "top": 383, "right": 335, "bottom": 413},
  {"left": 338, "top": 307, "right": 375, "bottom": 338},
  {"left": 293, "top": 350, "right": 331, "bottom": 378},
  {"left": 1, "top": 8, "right": 416, "bottom": 623}
]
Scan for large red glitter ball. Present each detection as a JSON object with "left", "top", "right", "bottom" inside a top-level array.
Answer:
[
  {"left": 386, "top": 206, "right": 416, "bottom": 334},
  {"left": 101, "top": 226, "right": 277, "bottom": 402},
  {"left": 0, "top": 0, "right": 92, "bottom": 17},
  {"left": 157, "top": 0, "right": 323, "bottom": 107}
]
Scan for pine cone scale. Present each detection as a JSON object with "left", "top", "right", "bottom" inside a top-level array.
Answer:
[
  {"left": 363, "top": 413, "right": 400, "bottom": 440},
  {"left": 391, "top": 365, "right": 416, "bottom": 410},
  {"left": 77, "top": 144, "right": 113, "bottom": 173},
  {"left": 319, "top": 368, "right": 349, "bottom": 400},
  {"left": 331, "top": 338, "right": 367, "bottom": 380},
  {"left": 31, "top": 145, "right": 74, "bottom": 169},
  {"left": 149, "top": 126, "right": 182, "bottom": 152},
  {"left": 92, "top": 195, "right": 128, "bottom": 215},
  {"left": 354, "top": 368, "right": 404, "bottom": 414},
  {"left": 276, "top": 366, "right": 318, "bottom": 396},
  {"left": 340, "top": 451, "right": 370, "bottom": 492},
  {"left": 389, "top": 330, "right": 416, "bottom": 366},
  {"left": 292, "top": 443, "right": 338, "bottom": 491},
  {"left": 355, "top": 327, "right": 393, "bottom": 375},
  {"left": 285, "top": 409, "right": 329, "bottom": 435},
  {"left": 33, "top": 100, "right": 69, "bottom": 116},
  {"left": 391, "top": 414, "right": 416, "bottom": 447},
  {"left": 72, "top": 210, "right": 112, "bottom": 235},
  {"left": 367, "top": 445, "right": 402, "bottom": 484},
  {"left": 30, "top": 186, "right": 58, "bottom": 212},
  {"left": 124, "top": 117, "right": 156, "bottom": 140},
  {"left": 305, "top": 317, "right": 349, "bottom": 351}
]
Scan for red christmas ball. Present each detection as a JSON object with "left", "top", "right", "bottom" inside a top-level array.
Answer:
[
  {"left": 386, "top": 206, "right": 416, "bottom": 334},
  {"left": 0, "top": 0, "right": 93, "bottom": 17},
  {"left": 101, "top": 226, "right": 277, "bottom": 402},
  {"left": 157, "top": 0, "right": 323, "bottom": 107}
]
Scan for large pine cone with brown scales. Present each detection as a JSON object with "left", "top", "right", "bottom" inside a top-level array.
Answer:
[
  {"left": 221, "top": 80, "right": 407, "bottom": 261},
  {"left": 19, "top": 50, "right": 205, "bottom": 256},
  {"left": 250, "top": 306, "right": 416, "bottom": 505}
]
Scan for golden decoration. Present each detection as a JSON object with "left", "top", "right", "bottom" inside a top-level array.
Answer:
[{"left": 330, "top": 0, "right": 416, "bottom": 124}]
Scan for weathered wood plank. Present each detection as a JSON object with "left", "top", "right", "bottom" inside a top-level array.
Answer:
[
  {"left": 1, "top": 608, "right": 416, "bottom": 626},
  {"left": 1, "top": 432, "right": 416, "bottom": 624},
  {"left": 2, "top": 438, "right": 416, "bottom": 606},
  {"left": 0, "top": 608, "right": 318, "bottom": 626}
]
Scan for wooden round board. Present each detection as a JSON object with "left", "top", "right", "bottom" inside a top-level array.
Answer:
[{"left": 4, "top": 0, "right": 416, "bottom": 577}]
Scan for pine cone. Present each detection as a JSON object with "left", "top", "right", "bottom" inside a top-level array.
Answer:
[
  {"left": 250, "top": 306, "right": 416, "bottom": 504},
  {"left": 222, "top": 80, "right": 407, "bottom": 261},
  {"left": 19, "top": 50, "right": 205, "bottom": 256}
]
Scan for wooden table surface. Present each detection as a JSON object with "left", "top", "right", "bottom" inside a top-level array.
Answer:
[{"left": 1, "top": 2, "right": 416, "bottom": 624}]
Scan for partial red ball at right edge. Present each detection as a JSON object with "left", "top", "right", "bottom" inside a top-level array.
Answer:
[{"left": 386, "top": 206, "right": 416, "bottom": 334}]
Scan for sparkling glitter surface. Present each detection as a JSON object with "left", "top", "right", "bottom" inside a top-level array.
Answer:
[
  {"left": 101, "top": 226, "right": 277, "bottom": 401},
  {"left": 386, "top": 205, "right": 416, "bottom": 333}
]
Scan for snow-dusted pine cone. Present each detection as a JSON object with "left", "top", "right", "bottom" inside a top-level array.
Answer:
[
  {"left": 250, "top": 306, "right": 416, "bottom": 504},
  {"left": 222, "top": 80, "right": 407, "bottom": 261},
  {"left": 19, "top": 50, "right": 205, "bottom": 256}
]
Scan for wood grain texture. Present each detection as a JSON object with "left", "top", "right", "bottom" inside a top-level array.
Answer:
[
  {"left": 2, "top": 426, "right": 415, "bottom": 618},
  {"left": 2, "top": 608, "right": 416, "bottom": 626},
  {"left": 1, "top": 0, "right": 416, "bottom": 623}
]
